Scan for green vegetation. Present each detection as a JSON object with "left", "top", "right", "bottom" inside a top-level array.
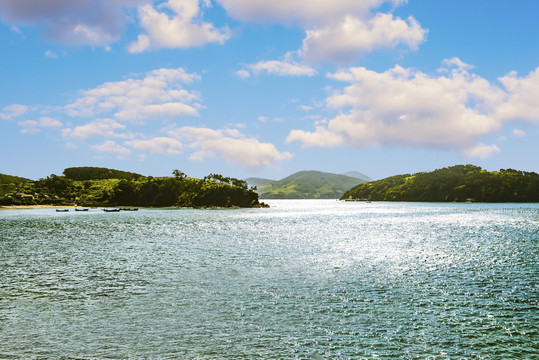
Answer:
[
  {"left": 0, "top": 168, "right": 265, "bottom": 208},
  {"left": 341, "top": 164, "right": 539, "bottom": 202},
  {"left": 247, "top": 170, "right": 370, "bottom": 199},
  {"left": 0, "top": 173, "right": 32, "bottom": 196},
  {"left": 63, "top": 167, "right": 143, "bottom": 180}
]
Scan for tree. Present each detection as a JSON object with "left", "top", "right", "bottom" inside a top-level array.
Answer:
[{"left": 172, "top": 169, "right": 186, "bottom": 179}]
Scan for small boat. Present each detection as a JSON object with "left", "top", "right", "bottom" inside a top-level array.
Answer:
[
  {"left": 56, "top": 209, "right": 69, "bottom": 212},
  {"left": 75, "top": 208, "right": 89, "bottom": 211},
  {"left": 103, "top": 208, "right": 121, "bottom": 212},
  {"left": 119, "top": 208, "right": 138, "bottom": 211}
]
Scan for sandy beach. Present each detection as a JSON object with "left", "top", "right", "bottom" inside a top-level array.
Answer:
[{"left": 0, "top": 205, "right": 78, "bottom": 210}]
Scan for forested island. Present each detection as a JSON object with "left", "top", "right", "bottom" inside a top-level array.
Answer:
[
  {"left": 0, "top": 167, "right": 265, "bottom": 208},
  {"left": 342, "top": 165, "right": 539, "bottom": 202}
]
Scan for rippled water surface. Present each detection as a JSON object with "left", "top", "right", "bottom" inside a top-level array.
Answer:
[{"left": 1, "top": 200, "right": 538, "bottom": 359}]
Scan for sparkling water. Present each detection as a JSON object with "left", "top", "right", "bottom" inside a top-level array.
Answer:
[{"left": 1, "top": 200, "right": 537, "bottom": 358}]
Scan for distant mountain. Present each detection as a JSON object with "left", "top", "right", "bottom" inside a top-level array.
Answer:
[
  {"left": 244, "top": 177, "right": 276, "bottom": 188},
  {"left": 250, "top": 170, "right": 371, "bottom": 199},
  {"left": 341, "top": 171, "right": 372, "bottom": 182}
]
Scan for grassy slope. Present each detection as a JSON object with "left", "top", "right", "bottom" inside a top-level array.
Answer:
[{"left": 258, "top": 170, "right": 369, "bottom": 199}]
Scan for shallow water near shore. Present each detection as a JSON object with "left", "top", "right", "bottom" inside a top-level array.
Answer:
[{"left": 1, "top": 200, "right": 537, "bottom": 359}]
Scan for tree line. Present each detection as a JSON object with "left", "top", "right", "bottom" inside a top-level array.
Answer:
[
  {"left": 341, "top": 165, "right": 539, "bottom": 202},
  {"left": 0, "top": 168, "right": 265, "bottom": 208}
]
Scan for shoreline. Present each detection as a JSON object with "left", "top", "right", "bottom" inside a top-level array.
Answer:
[{"left": 0, "top": 205, "right": 79, "bottom": 210}]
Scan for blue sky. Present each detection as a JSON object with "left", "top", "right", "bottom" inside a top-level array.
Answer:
[{"left": 1, "top": 0, "right": 538, "bottom": 181}]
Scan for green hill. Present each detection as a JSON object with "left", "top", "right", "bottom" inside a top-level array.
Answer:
[
  {"left": 63, "top": 167, "right": 143, "bottom": 180},
  {"left": 341, "top": 164, "right": 539, "bottom": 202},
  {"left": 0, "top": 168, "right": 264, "bottom": 208},
  {"left": 254, "top": 170, "right": 370, "bottom": 199},
  {"left": 0, "top": 173, "right": 32, "bottom": 196}
]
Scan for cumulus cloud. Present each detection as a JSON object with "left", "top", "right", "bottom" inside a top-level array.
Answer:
[
  {"left": 17, "top": 116, "right": 63, "bottom": 134},
  {"left": 218, "top": 0, "right": 423, "bottom": 64},
  {"left": 44, "top": 50, "right": 58, "bottom": 58},
  {"left": 0, "top": 0, "right": 148, "bottom": 46},
  {"left": 91, "top": 140, "right": 132, "bottom": 157},
  {"left": 288, "top": 62, "right": 539, "bottom": 158},
  {"left": 496, "top": 67, "right": 539, "bottom": 123},
  {"left": 168, "top": 126, "right": 293, "bottom": 170},
  {"left": 65, "top": 67, "right": 201, "bottom": 122},
  {"left": 39, "top": 117, "right": 63, "bottom": 128},
  {"left": 216, "top": 0, "right": 404, "bottom": 26},
  {"left": 463, "top": 144, "right": 501, "bottom": 159},
  {"left": 441, "top": 57, "right": 475, "bottom": 70},
  {"left": 128, "top": 0, "right": 230, "bottom": 53},
  {"left": 302, "top": 13, "right": 427, "bottom": 63},
  {"left": 1, "top": 104, "right": 28, "bottom": 120},
  {"left": 513, "top": 129, "right": 526, "bottom": 137},
  {"left": 62, "top": 118, "right": 126, "bottom": 139},
  {"left": 242, "top": 60, "right": 318, "bottom": 77},
  {"left": 126, "top": 137, "right": 183, "bottom": 155}
]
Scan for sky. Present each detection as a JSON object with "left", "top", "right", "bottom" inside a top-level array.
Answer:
[{"left": 1, "top": 0, "right": 538, "bottom": 181}]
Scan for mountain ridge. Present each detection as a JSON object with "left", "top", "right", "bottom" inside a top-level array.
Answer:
[{"left": 246, "top": 170, "right": 371, "bottom": 199}]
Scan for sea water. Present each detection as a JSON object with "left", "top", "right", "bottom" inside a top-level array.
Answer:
[{"left": 0, "top": 200, "right": 537, "bottom": 359}]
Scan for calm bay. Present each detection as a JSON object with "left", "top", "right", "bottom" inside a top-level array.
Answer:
[{"left": 1, "top": 200, "right": 537, "bottom": 358}]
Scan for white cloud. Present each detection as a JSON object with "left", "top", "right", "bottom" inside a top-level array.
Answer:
[
  {"left": 128, "top": 0, "right": 230, "bottom": 53},
  {"left": 441, "top": 57, "right": 475, "bottom": 70},
  {"left": 44, "top": 50, "right": 58, "bottom": 58},
  {"left": 65, "top": 142, "right": 79, "bottom": 150},
  {"left": 244, "top": 60, "right": 318, "bottom": 77},
  {"left": 513, "top": 129, "right": 526, "bottom": 137},
  {"left": 463, "top": 144, "right": 501, "bottom": 159},
  {"left": 169, "top": 126, "right": 293, "bottom": 170},
  {"left": 17, "top": 120, "right": 40, "bottom": 134},
  {"left": 62, "top": 118, "right": 126, "bottom": 139},
  {"left": 496, "top": 67, "right": 539, "bottom": 123},
  {"left": 39, "top": 116, "right": 63, "bottom": 128},
  {"left": 219, "top": 0, "right": 422, "bottom": 64},
  {"left": 287, "top": 126, "right": 344, "bottom": 147},
  {"left": 0, "top": 0, "right": 149, "bottom": 46},
  {"left": 91, "top": 140, "right": 132, "bottom": 157},
  {"left": 18, "top": 120, "right": 38, "bottom": 127},
  {"left": 65, "top": 67, "right": 201, "bottom": 122},
  {"left": 235, "top": 69, "right": 251, "bottom": 79},
  {"left": 302, "top": 13, "right": 427, "bottom": 63},
  {"left": 16, "top": 116, "right": 62, "bottom": 134},
  {"left": 1, "top": 104, "right": 28, "bottom": 120},
  {"left": 216, "top": 0, "right": 404, "bottom": 26},
  {"left": 288, "top": 62, "right": 510, "bottom": 157},
  {"left": 20, "top": 128, "right": 41, "bottom": 135},
  {"left": 126, "top": 137, "right": 183, "bottom": 155}
]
